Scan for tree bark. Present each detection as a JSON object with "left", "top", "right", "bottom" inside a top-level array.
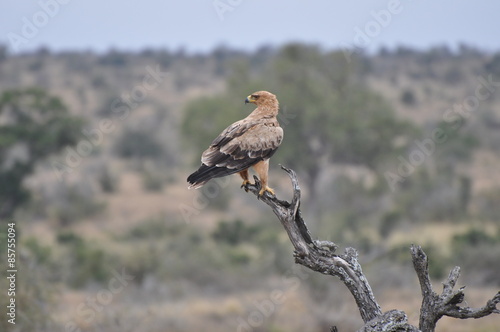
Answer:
[
  {"left": 411, "top": 245, "right": 500, "bottom": 332},
  {"left": 244, "top": 165, "right": 500, "bottom": 332}
]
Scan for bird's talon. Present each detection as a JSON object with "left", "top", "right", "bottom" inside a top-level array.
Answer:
[
  {"left": 241, "top": 180, "right": 251, "bottom": 191},
  {"left": 258, "top": 186, "right": 275, "bottom": 197}
]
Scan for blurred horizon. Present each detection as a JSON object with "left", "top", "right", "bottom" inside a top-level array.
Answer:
[{"left": 2, "top": 40, "right": 499, "bottom": 57}]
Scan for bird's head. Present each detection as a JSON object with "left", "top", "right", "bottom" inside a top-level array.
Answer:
[{"left": 245, "top": 91, "right": 278, "bottom": 108}]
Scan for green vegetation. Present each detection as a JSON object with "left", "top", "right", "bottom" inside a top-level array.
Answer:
[
  {"left": 401, "top": 89, "right": 417, "bottom": 106},
  {"left": 0, "top": 44, "right": 499, "bottom": 331},
  {"left": 212, "top": 219, "right": 260, "bottom": 245},
  {"left": 50, "top": 182, "right": 106, "bottom": 226},
  {"left": 55, "top": 231, "right": 112, "bottom": 288},
  {"left": 114, "top": 128, "right": 164, "bottom": 159},
  {"left": 0, "top": 88, "right": 83, "bottom": 219}
]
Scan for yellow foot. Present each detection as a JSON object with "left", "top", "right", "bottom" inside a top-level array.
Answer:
[
  {"left": 258, "top": 186, "right": 275, "bottom": 197},
  {"left": 241, "top": 180, "right": 251, "bottom": 192}
]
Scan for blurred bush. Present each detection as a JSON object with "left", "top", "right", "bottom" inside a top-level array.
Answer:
[
  {"left": 97, "top": 163, "right": 119, "bottom": 193},
  {"left": 211, "top": 219, "right": 260, "bottom": 245},
  {"left": 0, "top": 88, "right": 84, "bottom": 219},
  {"left": 451, "top": 228, "right": 500, "bottom": 286},
  {"left": 124, "top": 217, "right": 181, "bottom": 240},
  {"left": 476, "top": 189, "right": 500, "bottom": 221},
  {"left": 115, "top": 128, "right": 164, "bottom": 159},
  {"left": 47, "top": 181, "right": 106, "bottom": 226},
  {"left": 484, "top": 52, "right": 500, "bottom": 78},
  {"left": 57, "top": 231, "right": 112, "bottom": 288},
  {"left": 401, "top": 89, "right": 417, "bottom": 106},
  {"left": 451, "top": 228, "right": 497, "bottom": 250}
]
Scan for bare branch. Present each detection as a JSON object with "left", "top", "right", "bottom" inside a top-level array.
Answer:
[
  {"left": 411, "top": 244, "right": 500, "bottom": 331},
  {"left": 245, "top": 166, "right": 382, "bottom": 324},
  {"left": 358, "top": 310, "right": 420, "bottom": 332},
  {"left": 411, "top": 245, "right": 434, "bottom": 298},
  {"left": 441, "top": 291, "right": 500, "bottom": 319},
  {"left": 244, "top": 166, "right": 498, "bottom": 332}
]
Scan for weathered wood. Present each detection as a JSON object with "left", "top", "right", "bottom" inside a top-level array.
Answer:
[
  {"left": 358, "top": 310, "right": 420, "bottom": 332},
  {"left": 411, "top": 245, "right": 500, "bottom": 332},
  {"left": 244, "top": 166, "right": 499, "bottom": 332}
]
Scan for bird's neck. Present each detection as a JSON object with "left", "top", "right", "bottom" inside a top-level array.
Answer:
[{"left": 248, "top": 103, "right": 279, "bottom": 119}]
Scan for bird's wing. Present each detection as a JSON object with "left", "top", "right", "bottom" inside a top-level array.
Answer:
[{"left": 201, "top": 118, "right": 283, "bottom": 170}]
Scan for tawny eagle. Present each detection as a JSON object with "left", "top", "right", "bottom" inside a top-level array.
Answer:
[{"left": 187, "top": 91, "right": 283, "bottom": 196}]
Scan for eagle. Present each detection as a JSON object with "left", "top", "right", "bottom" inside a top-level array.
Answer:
[{"left": 187, "top": 91, "right": 283, "bottom": 196}]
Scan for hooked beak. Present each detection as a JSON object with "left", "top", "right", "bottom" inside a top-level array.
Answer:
[{"left": 245, "top": 95, "right": 256, "bottom": 104}]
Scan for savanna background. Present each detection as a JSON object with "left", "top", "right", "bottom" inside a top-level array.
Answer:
[{"left": 1, "top": 1, "right": 500, "bottom": 332}]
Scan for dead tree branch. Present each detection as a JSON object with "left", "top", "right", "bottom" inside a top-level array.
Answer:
[
  {"left": 411, "top": 245, "right": 500, "bottom": 332},
  {"left": 244, "top": 165, "right": 499, "bottom": 332}
]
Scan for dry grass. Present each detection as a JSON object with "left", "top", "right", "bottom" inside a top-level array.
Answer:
[{"left": 388, "top": 221, "right": 498, "bottom": 254}]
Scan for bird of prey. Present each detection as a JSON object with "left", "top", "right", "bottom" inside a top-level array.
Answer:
[{"left": 187, "top": 91, "right": 283, "bottom": 196}]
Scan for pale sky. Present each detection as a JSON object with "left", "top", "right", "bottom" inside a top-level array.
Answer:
[{"left": 1, "top": 1, "right": 500, "bottom": 54}]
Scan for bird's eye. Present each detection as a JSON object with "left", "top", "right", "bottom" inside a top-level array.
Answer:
[{"left": 251, "top": 94, "right": 259, "bottom": 99}]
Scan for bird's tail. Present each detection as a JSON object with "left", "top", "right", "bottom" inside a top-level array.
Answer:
[{"left": 187, "top": 164, "right": 239, "bottom": 189}]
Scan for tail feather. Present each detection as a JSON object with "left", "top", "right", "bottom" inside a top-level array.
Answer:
[{"left": 187, "top": 164, "right": 240, "bottom": 189}]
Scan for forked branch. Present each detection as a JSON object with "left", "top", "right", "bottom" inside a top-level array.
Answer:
[
  {"left": 411, "top": 245, "right": 500, "bottom": 332},
  {"left": 244, "top": 165, "right": 499, "bottom": 332}
]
